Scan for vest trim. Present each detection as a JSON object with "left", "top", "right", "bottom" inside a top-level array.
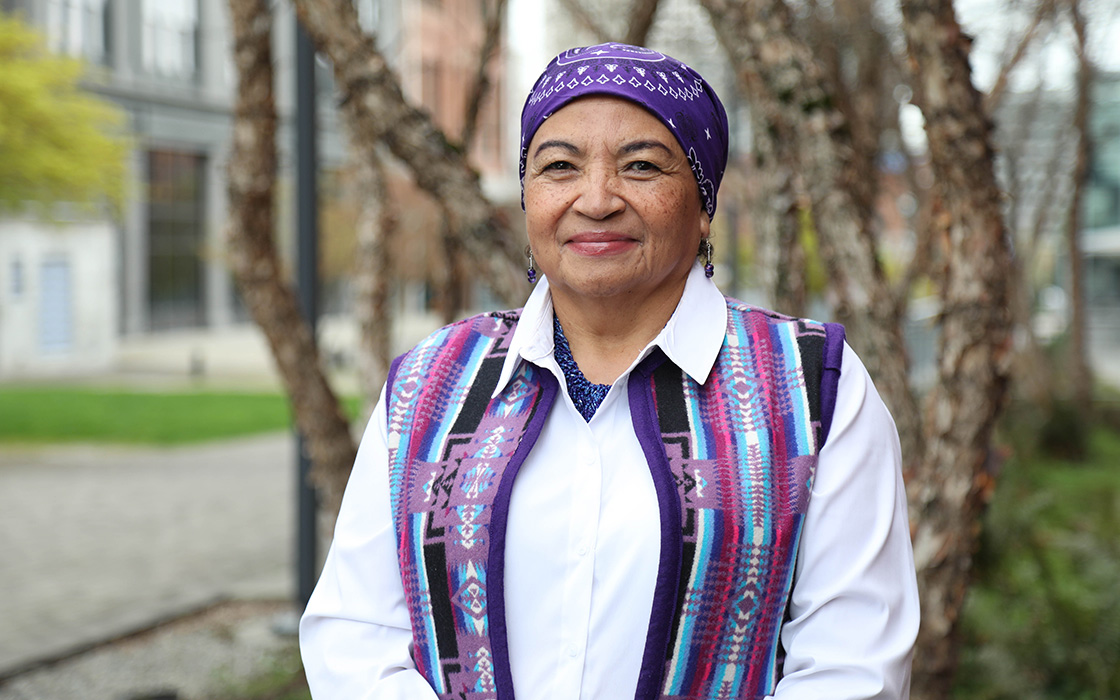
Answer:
[
  {"left": 629, "top": 349, "right": 685, "bottom": 700},
  {"left": 486, "top": 369, "right": 559, "bottom": 700}
]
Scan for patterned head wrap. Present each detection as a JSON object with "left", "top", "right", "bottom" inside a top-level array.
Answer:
[{"left": 520, "top": 43, "right": 729, "bottom": 219}]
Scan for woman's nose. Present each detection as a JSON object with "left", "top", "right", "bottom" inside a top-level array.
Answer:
[{"left": 572, "top": 167, "right": 624, "bottom": 220}]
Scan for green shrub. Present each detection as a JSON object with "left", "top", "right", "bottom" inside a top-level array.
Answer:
[{"left": 955, "top": 427, "right": 1120, "bottom": 699}]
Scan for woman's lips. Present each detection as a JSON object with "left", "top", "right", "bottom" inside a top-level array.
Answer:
[{"left": 565, "top": 233, "right": 637, "bottom": 256}]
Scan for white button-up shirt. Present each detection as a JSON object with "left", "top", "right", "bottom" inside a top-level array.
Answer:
[{"left": 300, "top": 264, "right": 919, "bottom": 699}]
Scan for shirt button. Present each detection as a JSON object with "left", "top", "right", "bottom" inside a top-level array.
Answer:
[
  {"left": 577, "top": 543, "right": 589, "bottom": 556},
  {"left": 567, "top": 645, "right": 579, "bottom": 658}
]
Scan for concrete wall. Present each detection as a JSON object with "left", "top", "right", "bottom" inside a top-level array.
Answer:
[{"left": 0, "top": 218, "right": 118, "bottom": 377}]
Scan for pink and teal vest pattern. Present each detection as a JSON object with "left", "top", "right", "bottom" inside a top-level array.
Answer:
[{"left": 385, "top": 302, "right": 845, "bottom": 700}]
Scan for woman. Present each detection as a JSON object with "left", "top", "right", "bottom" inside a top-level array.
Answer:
[{"left": 300, "top": 43, "right": 918, "bottom": 700}]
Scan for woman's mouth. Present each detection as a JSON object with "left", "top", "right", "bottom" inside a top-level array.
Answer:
[{"left": 565, "top": 233, "right": 637, "bottom": 256}]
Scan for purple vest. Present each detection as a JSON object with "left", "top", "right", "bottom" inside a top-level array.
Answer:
[{"left": 385, "top": 303, "right": 844, "bottom": 700}]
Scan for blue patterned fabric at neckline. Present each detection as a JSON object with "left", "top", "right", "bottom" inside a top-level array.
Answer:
[{"left": 553, "top": 315, "right": 610, "bottom": 422}]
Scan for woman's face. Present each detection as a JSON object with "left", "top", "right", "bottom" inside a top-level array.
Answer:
[{"left": 523, "top": 96, "right": 709, "bottom": 308}]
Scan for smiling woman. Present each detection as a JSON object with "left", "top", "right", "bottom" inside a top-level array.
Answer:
[
  {"left": 300, "top": 42, "right": 919, "bottom": 700},
  {"left": 523, "top": 96, "right": 709, "bottom": 382}
]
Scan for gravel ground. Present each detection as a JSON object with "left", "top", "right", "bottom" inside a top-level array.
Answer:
[{"left": 0, "top": 601, "right": 305, "bottom": 700}]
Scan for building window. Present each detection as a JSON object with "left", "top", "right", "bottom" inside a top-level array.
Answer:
[
  {"left": 141, "top": 0, "right": 199, "bottom": 81},
  {"left": 148, "top": 149, "right": 206, "bottom": 330},
  {"left": 45, "top": 0, "right": 109, "bottom": 65}
]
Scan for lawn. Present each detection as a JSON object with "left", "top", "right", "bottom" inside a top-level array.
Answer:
[{"left": 0, "top": 386, "right": 361, "bottom": 445}]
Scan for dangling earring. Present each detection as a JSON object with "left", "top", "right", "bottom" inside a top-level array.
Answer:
[
  {"left": 700, "top": 238, "right": 714, "bottom": 278},
  {"left": 526, "top": 245, "right": 538, "bottom": 284}
]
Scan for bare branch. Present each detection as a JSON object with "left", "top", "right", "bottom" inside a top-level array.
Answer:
[
  {"left": 291, "top": 0, "right": 524, "bottom": 308},
  {"left": 985, "top": 0, "right": 1056, "bottom": 114},
  {"left": 623, "top": 0, "right": 661, "bottom": 46},
  {"left": 558, "top": 0, "right": 611, "bottom": 43},
  {"left": 461, "top": 0, "right": 509, "bottom": 151},
  {"left": 353, "top": 152, "right": 396, "bottom": 409},
  {"left": 1064, "top": 0, "right": 1094, "bottom": 406}
]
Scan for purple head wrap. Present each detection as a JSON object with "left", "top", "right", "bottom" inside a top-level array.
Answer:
[{"left": 520, "top": 43, "right": 729, "bottom": 219}]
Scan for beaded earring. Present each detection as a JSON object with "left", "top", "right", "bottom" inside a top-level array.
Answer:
[
  {"left": 700, "top": 238, "right": 715, "bottom": 278},
  {"left": 526, "top": 246, "right": 538, "bottom": 284}
]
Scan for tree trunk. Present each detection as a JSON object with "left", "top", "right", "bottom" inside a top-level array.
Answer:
[
  {"left": 697, "top": 0, "right": 924, "bottom": 467},
  {"left": 438, "top": 211, "right": 466, "bottom": 325},
  {"left": 899, "top": 0, "right": 1016, "bottom": 695},
  {"left": 752, "top": 129, "right": 808, "bottom": 317},
  {"left": 1065, "top": 0, "right": 1094, "bottom": 411},
  {"left": 290, "top": 0, "right": 524, "bottom": 309},
  {"left": 225, "top": 0, "right": 355, "bottom": 512},
  {"left": 623, "top": 0, "right": 662, "bottom": 46},
  {"left": 557, "top": 0, "right": 611, "bottom": 43},
  {"left": 353, "top": 152, "right": 396, "bottom": 411}
]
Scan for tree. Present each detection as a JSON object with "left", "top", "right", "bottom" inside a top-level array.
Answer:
[
  {"left": 226, "top": 0, "right": 523, "bottom": 507},
  {"left": 557, "top": 0, "right": 663, "bottom": 45},
  {"left": 0, "top": 13, "right": 128, "bottom": 214},
  {"left": 696, "top": 0, "right": 1016, "bottom": 696},
  {"left": 1064, "top": 0, "right": 1095, "bottom": 413},
  {"left": 226, "top": 0, "right": 357, "bottom": 511},
  {"left": 223, "top": 1, "right": 1052, "bottom": 695}
]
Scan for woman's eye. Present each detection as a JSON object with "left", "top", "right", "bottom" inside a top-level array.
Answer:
[
  {"left": 628, "top": 160, "right": 659, "bottom": 173},
  {"left": 543, "top": 160, "right": 573, "bottom": 171}
]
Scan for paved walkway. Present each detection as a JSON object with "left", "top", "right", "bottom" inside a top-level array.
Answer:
[{"left": 0, "top": 433, "right": 296, "bottom": 679}]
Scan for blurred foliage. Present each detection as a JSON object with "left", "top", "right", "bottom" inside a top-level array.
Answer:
[
  {"left": 0, "top": 13, "right": 129, "bottom": 214},
  {"left": 955, "top": 423, "right": 1120, "bottom": 699},
  {"left": 209, "top": 642, "right": 310, "bottom": 700},
  {"left": 797, "top": 204, "right": 828, "bottom": 297}
]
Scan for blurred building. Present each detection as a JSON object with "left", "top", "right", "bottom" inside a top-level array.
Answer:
[
  {"left": 0, "top": 0, "right": 512, "bottom": 377},
  {"left": 994, "top": 72, "right": 1120, "bottom": 308},
  {"left": 1085, "top": 72, "right": 1120, "bottom": 309}
]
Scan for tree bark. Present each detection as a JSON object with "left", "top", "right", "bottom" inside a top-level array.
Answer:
[
  {"left": 752, "top": 128, "right": 808, "bottom": 317},
  {"left": 899, "top": 0, "right": 1016, "bottom": 695},
  {"left": 697, "top": 0, "right": 924, "bottom": 465},
  {"left": 225, "top": 0, "right": 355, "bottom": 511},
  {"left": 290, "top": 0, "right": 524, "bottom": 308},
  {"left": 353, "top": 153, "right": 396, "bottom": 411},
  {"left": 1065, "top": 0, "right": 1094, "bottom": 411}
]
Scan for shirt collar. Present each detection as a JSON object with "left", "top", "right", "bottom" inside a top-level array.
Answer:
[{"left": 492, "top": 262, "right": 728, "bottom": 398}]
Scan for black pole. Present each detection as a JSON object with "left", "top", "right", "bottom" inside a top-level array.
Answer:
[{"left": 295, "top": 22, "right": 319, "bottom": 612}]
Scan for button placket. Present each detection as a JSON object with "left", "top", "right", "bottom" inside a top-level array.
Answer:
[{"left": 554, "top": 436, "right": 601, "bottom": 699}]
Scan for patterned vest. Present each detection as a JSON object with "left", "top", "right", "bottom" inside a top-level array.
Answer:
[{"left": 385, "top": 302, "right": 845, "bottom": 700}]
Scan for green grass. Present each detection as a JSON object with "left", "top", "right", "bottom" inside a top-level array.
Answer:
[{"left": 0, "top": 386, "right": 361, "bottom": 445}]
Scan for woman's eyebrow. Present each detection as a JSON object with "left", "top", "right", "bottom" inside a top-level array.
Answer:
[
  {"left": 532, "top": 140, "right": 580, "bottom": 158},
  {"left": 622, "top": 140, "right": 672, "bottom": 155}
]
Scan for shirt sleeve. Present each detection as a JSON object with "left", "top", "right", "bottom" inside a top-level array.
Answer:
[
  {"left": 299, "top": 386, "right": 438, "bottom": 700},
  {"left": 771, "top": 343, "right": 920, "bottom": 700}
]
